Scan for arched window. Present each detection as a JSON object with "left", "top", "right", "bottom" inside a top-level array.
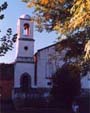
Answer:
[
  {"left": 23, "top": 23, "right": 30, "bottom": 36},
  {"left": 20, "top": 73, "right": 31, "bottom": 92}
]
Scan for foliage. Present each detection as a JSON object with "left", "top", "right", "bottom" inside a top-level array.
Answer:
[
  {"left": 50, "top": 64, "right": 81, "bottom": 108},
  {"left": 55, "top": 27, "right": 90, "bottom": 76},
  {"left": 0, "top": 28, "right": 17, "bottom": 56},
  {"left": 22, "top": 0, "right": 90, "bottom": 61},
  {"left": 0, "top": 2, "right": 8, "bottom": 20},
  {"left": 22, "top": 0, "right": 90, "bottom": 34},
  {"left": 48, "top": 28, "right": 89, "bottom": 108},
  {"left": 0, "top": 2, "right": 17, "bottom": 56}
]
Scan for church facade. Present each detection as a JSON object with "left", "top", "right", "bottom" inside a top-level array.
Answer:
[
  {"left": 12, "top": 14, "right": 59, "bottom": 101},
  {"left": 0, "top": 14, "right": 90, "bottom": 102}
]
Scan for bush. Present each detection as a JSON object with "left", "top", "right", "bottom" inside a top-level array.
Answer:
[{"left": 50, "top": 64, "right": 81, "bottom": 109}]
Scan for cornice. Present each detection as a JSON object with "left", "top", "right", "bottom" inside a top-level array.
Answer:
[{"left": 19, "top": 38, "right": 35, "bottom": 41}]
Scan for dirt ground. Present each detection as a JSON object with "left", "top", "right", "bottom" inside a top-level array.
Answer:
[{"left": 0, "top": 101, "right": 73, "bottom": 113}]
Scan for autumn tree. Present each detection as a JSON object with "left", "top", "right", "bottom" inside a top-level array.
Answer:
[
  {"left": 22, "top": 0, "right": 90, "bottom": 61},
  {"left": 23, "top": 0, "right": 90, "bottom": 109},
  {"left": 0, "top": 2, "right": 17, "bottom": 56},
  {"left": 22, "top": 0, "right": 90, "bottom": 34}
]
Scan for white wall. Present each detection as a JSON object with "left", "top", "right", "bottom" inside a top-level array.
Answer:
[
  {"left": 14, "top": 63, "right": 35, "bottom": 88},
  {"left": 17, "top": 40, "right": 34, "bottom": 58},
  {"left": 36, "top": 45, "right": 66, "bottom": 88},
  {"left": 36, "top": 44, "right": 89, "bottom": 89}
]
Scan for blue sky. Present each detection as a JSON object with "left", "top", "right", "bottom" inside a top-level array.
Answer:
[{"left": 0, "top": 0, "right": 57, "bottom": 63}]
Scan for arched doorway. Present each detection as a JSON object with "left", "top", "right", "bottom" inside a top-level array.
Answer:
[{"left": 20, "top": 73, "right": 31, "bottom": 92}]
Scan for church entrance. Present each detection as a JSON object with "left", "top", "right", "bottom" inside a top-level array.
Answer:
[{"left": 20, "top": 73, "right": 31, "bottom": 92}]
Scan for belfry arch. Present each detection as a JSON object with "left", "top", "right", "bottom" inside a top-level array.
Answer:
[{"left": 23, "top": 23, "right": 30, "bottom": 36}]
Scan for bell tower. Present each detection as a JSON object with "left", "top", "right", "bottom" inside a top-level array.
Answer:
[
  {"left": 14, "top": 14, "right": 35, "bottom": 91},
  {"left": 17, "top": 14, "right": 34, "bottom": 59}
]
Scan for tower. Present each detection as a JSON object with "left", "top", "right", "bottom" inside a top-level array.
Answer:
[{"left": 14, "top": 14, "right": 35, "bottom": 92}]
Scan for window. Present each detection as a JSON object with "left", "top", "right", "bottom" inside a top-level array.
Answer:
[
  {"left": 88, "top": 72, "right": 90, "bottom": 80},
  {"left": 23, "top": 23, "right": 30, "bottom": 36},
  {"left": 45, "top": 61, "right": 54, "bottom": 78},
  {"left": 24, "top": 46, "right": 28, "bottom": 51},
  {"left": 48, "top": 62, "right": 54, "bottom": 77},
  {"left": 47, "top": 82, "right": 52, "bottom": 86}
]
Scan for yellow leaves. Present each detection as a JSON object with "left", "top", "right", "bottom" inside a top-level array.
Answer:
[
  {"left": 86, "top": 0, "right": 90, "bottom": 10},
  {"left": 68, "top": 12, "right": 90, "bottom": 32},
  {"left": 40, "top": 0, "right": 49, "bottom": 5},
  {"left": 58, "top": 0, "right": 65, "bottom": 4},
  {"left": 54, "top": 24, "right": 60, "bottom": 32},
  {"left": 71, "top": 0, "right": 89, "bottom": 15},
  {"left": 24, "top": 0, "right": 90, "bottom": 34},
  {"left": 27, "top": 0, "right": 36, "bottom": 7},
  {"left": 40, "top": 0, "right": 90, "bottom": 33},
  {"left": 40, "top": 0, "right": 65, "bottom": 5},
  {"left": 26, "top": 0, "right": 50, "bottom": 7},
  {"left": 27, "top": 2, "right": 34, "bottom": 7},
  {"left": 54, "top": 22, "right": 69, "bottom": 34},
  {"left": 68, "top": 0, "right": 90, "bottom": 32}
]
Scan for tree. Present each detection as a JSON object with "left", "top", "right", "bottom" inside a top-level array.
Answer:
[
  {"left": 50, "top": 64, "right": 81, "bottom": 110},
  {"left": 0, "top": 2, "right": 17, "bottom": 56},
  {"left": 23, "top": 0, "right": 89, "bottom": 110},
  {"left": 22, "top": 0, "right": 90, "bottom": 59},
  {"left": 55, "top": 26, "right": 90, "bottom": 77},
  {"left": 22, "top": 0, "right": 90, "bottom": 61},
  {"left": 22, "top": 0, "right": 90, "bottom": 34},
  {"left": 22, "top": 0, "right": 90, "bottom": 85}
]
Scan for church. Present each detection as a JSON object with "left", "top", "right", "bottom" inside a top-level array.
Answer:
[
  {"left": 0, "top": 14, "right": 57, "bottom": 101},
  {"left": 0, "top": 14, "right": 90, "bottom": 102}
]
